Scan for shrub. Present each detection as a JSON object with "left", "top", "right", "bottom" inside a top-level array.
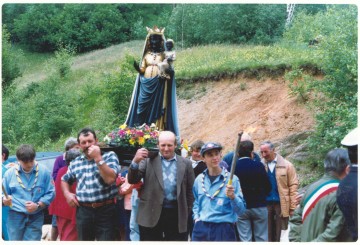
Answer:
[
  {"left": 2, "top": 25, "right": 23, "bottom": 90},
  {"left": 285, "top": 68, "right": 314, "bottom": 102},
  {"left": 103, "top": 53, "right": 136, "bottom": 123},
  {"left": 49, "top": 44, "right": 75, "bottom": 78}
]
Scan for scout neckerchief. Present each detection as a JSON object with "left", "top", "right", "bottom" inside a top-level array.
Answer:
[
  {"left": 15, "top": 162, "right": 39, "bottom": 191},
  {"left": 201, "top": 167, "right": 228, "bottom": 200},
  {"left": 302, "top": 179, "right": 340, "bottom": 222}
]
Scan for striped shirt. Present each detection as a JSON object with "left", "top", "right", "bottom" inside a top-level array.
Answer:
[{"left": 61, "top": 151, "right": 120, "bottom": 202}]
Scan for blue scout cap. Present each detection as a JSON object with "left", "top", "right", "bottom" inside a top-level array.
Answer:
[{"left": 200, "top": 142, "right": 223, "bottom": 157}]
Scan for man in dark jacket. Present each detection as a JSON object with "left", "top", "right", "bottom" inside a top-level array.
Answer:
[
  {"left": 234, "top": 140, "right": 271, "bottom": 241},
  {"left": 337, "top": 127, "right": 358, "bottom": 241},
  {"left": 128, "top": 131, "right": 195, "bottom": 241}
]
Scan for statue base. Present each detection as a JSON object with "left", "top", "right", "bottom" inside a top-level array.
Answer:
[{"left": 100, "top": 145, "right": 159, "bottom": 166}]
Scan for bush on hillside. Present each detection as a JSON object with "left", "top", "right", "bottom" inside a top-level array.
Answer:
[
  {"left": 103, "top": 54, "right": 136, "bottom": 123},
  {"left": 2, "top": 25, "right": 23, "bottom": 90},
  {"left": 54, "top": 44, "right": 75, "bottom": 78}
]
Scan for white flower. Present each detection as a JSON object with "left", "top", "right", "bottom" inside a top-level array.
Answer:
[{"left": 103, "top": 135, "right": 111, "bottom": 143}]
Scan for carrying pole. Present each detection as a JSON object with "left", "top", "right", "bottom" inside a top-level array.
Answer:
[
  {"left": 2, "top": 184, "right": 12, "bottom": 208},
  {"left": 228, "top": 131, "right": 243, "bottom": 185}
]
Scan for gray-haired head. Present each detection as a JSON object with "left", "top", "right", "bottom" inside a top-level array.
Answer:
[
  {"left": 64, "top": 137, "right": 78, "bottom": 151},
  {"left": 65, "top": 148, "right": 81, "bottom": 164},
  {"left": 324, "top": 148, "right": 350, "bottom": 176},
  {"left": 260, "top": 141, "right": 275, "bottom": 150}
]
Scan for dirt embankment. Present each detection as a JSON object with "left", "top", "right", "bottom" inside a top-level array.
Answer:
[{"left": 177, "top": 76, "right": 315, "bottom": 153}]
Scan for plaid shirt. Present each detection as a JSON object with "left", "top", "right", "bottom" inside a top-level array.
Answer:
[{"left": 61, "top": 151, "right": 120, "bottom": 202}]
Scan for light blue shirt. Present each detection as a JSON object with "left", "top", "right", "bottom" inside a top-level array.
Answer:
[
  {"left": 2, "top": 163, "right": 55, "bottom": 214},
  {"left": 192, "top": 168, "right": 246, "bottom": 223}
]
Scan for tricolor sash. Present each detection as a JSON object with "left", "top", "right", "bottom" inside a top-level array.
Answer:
[{"left": 302, "top": 179, "right": 339, "bottom": 222}]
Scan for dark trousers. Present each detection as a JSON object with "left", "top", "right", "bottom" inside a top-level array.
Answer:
[
  {"left": 76, "top": 204, "right": 116, "bottom": 241},
  {"left": 192, "top": 221, "right": 237, "bottom": 241},
  {"left": 125, "top": 210, "right": 131, "bottom": 241},
  {"left": 188, "top": 211, "right": 194, "bottom": 240},
  {"left": 267, "top": 202, "right": 289, "bottom": 242},
  {"left": 139, "top": 207, "right": 187, "bottom": 241}
]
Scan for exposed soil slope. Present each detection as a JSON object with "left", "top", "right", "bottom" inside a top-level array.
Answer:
[{"left": 177, "top": 77, "right": 315, "bottom": 153}]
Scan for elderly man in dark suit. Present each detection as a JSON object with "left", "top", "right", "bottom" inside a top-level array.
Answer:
[{"left": 128, "top": 131, "right": 195, "bottom": 241}]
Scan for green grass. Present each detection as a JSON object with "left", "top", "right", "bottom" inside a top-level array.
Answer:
[
  {"left": 175, "top": 44, "right": 320, "bottom": 80},
  {"left": 12, "top": 41, "right": 321, "bottom": 90}
]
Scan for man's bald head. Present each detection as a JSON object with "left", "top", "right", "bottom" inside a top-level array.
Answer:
[
  {"left": 241, "top": 132, "right": 252, "bottom": 142},
  {"left": 158, "top": 131, "right": 177, "bottom": 145},
  {"left": 158, "top": 131, "right": 177, "bottom": 160}
]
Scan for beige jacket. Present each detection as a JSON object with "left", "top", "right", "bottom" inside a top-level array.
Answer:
[{"left": 264, "top": 153, "right": 299, "bottom": 217}]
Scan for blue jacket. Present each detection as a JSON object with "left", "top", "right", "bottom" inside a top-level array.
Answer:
[
  {"left": 2, "top": 163, "right": 55, "bottom": 214},
  {"left": 192, "top": 168, "right": 246, "bottom": 223}
]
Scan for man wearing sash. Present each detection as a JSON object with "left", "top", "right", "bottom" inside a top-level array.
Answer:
[
  {"left": 2, "top": 144, "right": 55, "bottom": 240},
  {"left": 192, "top": 142, "right": 246, "bottom": 241},
  {"left": 289, "top": 148, "right": 352, "bottom": 242}
]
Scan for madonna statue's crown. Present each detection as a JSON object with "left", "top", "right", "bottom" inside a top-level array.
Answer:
[{"left": 146, "top": 25, "right": 165, "bottom": 35}]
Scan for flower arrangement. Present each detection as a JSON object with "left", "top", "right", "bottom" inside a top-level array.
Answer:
[{"left": 104, "top": 123, "right": 160, "bottom": 150}]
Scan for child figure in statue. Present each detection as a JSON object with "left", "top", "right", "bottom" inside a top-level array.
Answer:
[{"left": 158, "top": 39, "right": 176, "bottom": 80}]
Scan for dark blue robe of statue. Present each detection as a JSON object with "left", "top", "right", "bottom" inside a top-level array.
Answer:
[{"left": 125, "top": 74, "right": 179, "bottom": 136}]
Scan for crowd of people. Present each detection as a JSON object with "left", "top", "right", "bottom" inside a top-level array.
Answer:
[{"left": 1, "top": 127, "right": 357, "bottom": 242}]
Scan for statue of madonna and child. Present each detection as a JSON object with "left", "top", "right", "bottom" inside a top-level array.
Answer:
[
  {"left": 102, "top": 26, "right": 180, "bottom": 162},
  {"left": 124, "top": 26, "right": 180, "bottom": 137}
]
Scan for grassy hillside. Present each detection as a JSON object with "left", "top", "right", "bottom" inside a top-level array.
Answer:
[
  {"left": 14, "top": 41, "right": 320, "bottom": 88},
  {"left": 3, "top": 41, "right": 323, "bottom": 153}
]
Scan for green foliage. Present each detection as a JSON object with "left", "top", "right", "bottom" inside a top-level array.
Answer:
[
  {"left": 168, "top": 4, "right": 287, "bottom": 48},
  {"left": 4, "top": 3, "right": 173, "bottom": 53},
  {"left": 12, "top": 4, "right": 64, "bottom": 52},
  {"left": 48, "top": 44, "right": 75, "bottom": 78},
  {"left": 103, "top": 54, "right": 136, "bottom": 122},
  {"left": 58, "top": 4, "right": 128, "bottom": 53},
  {"left": 2, "top": 25, "right": 23, "bottom": 90},
  {"left": 284, "top": 5, "right": 358, "bottom": 164},
  {"left": 285, "top": 68, "right": 314, "bottom": 102},
  {"left": 3, "top": 3, "right": 332, "bottom": 52},
  {"left": 2, "top": 77, "right": 77, "bottom": 147},
  {"left": 2, "top": 44, "right": 139, "bottom": 150}
]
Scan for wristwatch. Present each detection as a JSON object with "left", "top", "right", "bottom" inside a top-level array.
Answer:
[{"left": 97, "top": 160, "right": 105, "bottom": 166}]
